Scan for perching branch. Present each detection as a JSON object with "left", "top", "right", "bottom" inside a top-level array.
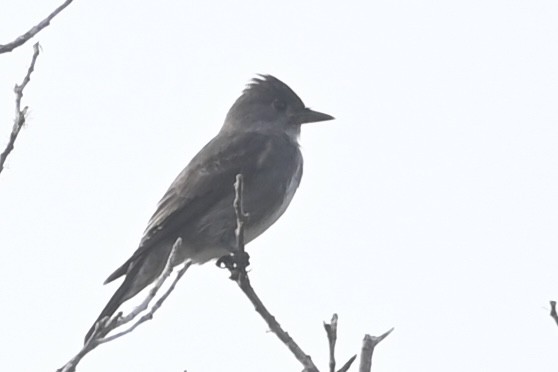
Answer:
[
  {"left": 0, "top": 42, "right": 41, "bottom": 175},
  {"left": 237, "top": 272, "right": 320, "bottom": 372},
  {"left": 550, "top": 301, "right": 558, "bottom": 327},
  {"left": 57, "top": 237, "right": 191, "bottom": 372},
  {"left": 0, "top": 0, "right": 75, "bottom": 54},
  {"left": 227, "top": 173, "right": 320, "bottom": 372},
  {"left": 224, "top": 173, "right": 393, "bottom": 372}
]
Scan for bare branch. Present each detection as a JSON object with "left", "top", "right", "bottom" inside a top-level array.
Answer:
[
  {"left": 233, "top": 173, "right": 247, "bottom": 253},
  {"left": 57, "top": 237, "right": 190, "bottom": 372},
  {"left": 358, "top": 328, "right": 394, "bottom": 372},
  {"left": 324, "top": 314, "right": 357, "bottom": 372},
  {"left": 550, "top": 301, "right": 558, "bottom": 327},
  {"left": 224, "top": 174, "right": 393, "bottom": 372},
  {"left": 0, "top": 0, "right": 75, "bottom": 54},
  {"left": 56, "top": 338, "right": 95, "bottom": 372},
  {"left": 229, "top": 173, "right": 320, "bottom": 372},
  {"left": 324, "top": 314, "right": 338, "bottom": 372},
  {"left": 0, "top": 42, "right": 41, "bottom": 175},
  {"left": 236, "top": 273, "right": 319, "bottom": 372},
  {"left": 337, "top": 355, "right": 357, "bottom": 372},
  {"left": 101, "top": 260, "right": 191, "bottom": 343}
]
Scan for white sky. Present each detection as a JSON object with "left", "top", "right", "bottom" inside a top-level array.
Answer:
[{"left": 1, "top": 1, "right": 558, "bottom": 371}]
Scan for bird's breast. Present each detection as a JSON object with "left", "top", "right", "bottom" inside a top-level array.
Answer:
[{"left": 244, "top": 150, "right": 303, "bottom": 243}]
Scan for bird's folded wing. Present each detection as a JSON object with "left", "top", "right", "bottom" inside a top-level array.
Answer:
[{"left": 104, "top": 131, "right": 285, "bottom": 283}]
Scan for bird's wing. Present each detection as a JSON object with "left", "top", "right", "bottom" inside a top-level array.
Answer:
[{"left": 104, "top": 131, "right": 294, "bottom": 283}]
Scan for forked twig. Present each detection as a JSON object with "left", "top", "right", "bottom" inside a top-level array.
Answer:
[
  {"left": 324, "top": 314, "right": 358, "bottom": 372},
  {"left": 324, "top": 314, "right": 339, "bottom": 372},
  {"left": 57, "top": 238, "right": 190, "bottom": 372}
]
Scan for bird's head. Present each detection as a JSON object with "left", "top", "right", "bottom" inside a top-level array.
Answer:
[{"left": 222, "top": 75, "right": 334, "bottom": 139}]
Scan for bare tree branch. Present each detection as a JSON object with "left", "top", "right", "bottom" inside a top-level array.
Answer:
[
  {"left": 324, "top": 314, "right": 338, "bottom": 372},
  {"left": 57, "top": 238, "right": 190, "bottom": 372},
  {"left": 227, "top": 173, "right": 320, "bottom": 372},
  {"left": 0, "top": 42, "right": 41, "bottom": 175},
  {"left": 358, "top": 328, "right": 394, "bottom": 372},
  {"left": 102, "top": 259, "right": 191, "bottom": 343},
  {"left": 337, "top": 355, "right": 357, "bottom": 372},
  {"left": 324, "top": 314, "right": 357, "bottom": 372},
  {"left": 550, "top": 301, "right": 558, "bottom": 327},
  {"left": 224, "top": 173, "right": 393, "bottom": 372},
  {"left": 235, "top": 272, "right": 320, "bottom": 372},
  {"left": 233, "top": 173, "right": 247, "bottom": 252},
  {"left": 0, "top": 0, "right": 75, "bottom": 54}
]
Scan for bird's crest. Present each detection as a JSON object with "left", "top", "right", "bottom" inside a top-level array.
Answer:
[{"left": 239, "top": 74, "right": 305, "bottom": 107}]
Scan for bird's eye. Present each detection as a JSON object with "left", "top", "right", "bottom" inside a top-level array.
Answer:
[{"left": 272, "top": 99, "right": 287, "bottom": 111}]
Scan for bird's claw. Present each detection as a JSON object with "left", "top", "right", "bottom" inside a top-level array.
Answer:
[{"left": 216, "top": 251, "right": 250, "bottom": 271}]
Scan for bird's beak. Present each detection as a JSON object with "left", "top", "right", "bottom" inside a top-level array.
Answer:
[{"left": 296, "top": 107, "right": 335, "bottom": 124}]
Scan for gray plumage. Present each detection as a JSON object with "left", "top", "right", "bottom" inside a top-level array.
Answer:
[{"left": 85, "top": 75, "right": 333, "bottom": 342}]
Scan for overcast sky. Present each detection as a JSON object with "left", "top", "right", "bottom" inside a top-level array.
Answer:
[{"left": 1, "top": 1, "right": 558, "bottom": 371}]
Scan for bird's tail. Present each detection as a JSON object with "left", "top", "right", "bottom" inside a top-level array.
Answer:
[
  {"left": 84, "top": 245, "right": 175, "bottom": 344},
  {"left": 84, "top": 279, "right": 132, "bottom": 344}
]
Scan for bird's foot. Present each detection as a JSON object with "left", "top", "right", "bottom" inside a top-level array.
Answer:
[
  {"left": 216, "top": 251, "right": 250, "bottom": 271},
  {"left": 217, "top": 248, "right": 251, "bottom": 281}
]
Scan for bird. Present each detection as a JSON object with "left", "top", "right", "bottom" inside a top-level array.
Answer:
[{"left": 84, "top": 74, "right": 334, "bottom": 343}]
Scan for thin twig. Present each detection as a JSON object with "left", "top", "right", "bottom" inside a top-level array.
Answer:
[
  {"left": 0, "top": 43, "right": 40, "bottom": 175},
  {"left": 86, "top": 238, "right": 185, "bottom": 342},
  {"left": 233, "top": 173, "right": 247, "bottom": 253},
  {"left": 0, "top": 0, "right": 75, "bottom": 54},
  {"left": 57, "top": 237, "right": 189, "bottom": 372},
  {"left": 550, "top": 301, "right": 558, "bottom": 327},
  {"left": 236, "top": 274, "right": 319, "bottom": 372},
  {"left": 324, "top": 314, "right": 338, "bottom": 372},
  {"left": 230, "top": 173, "right": 320, "bottom": 372},
  {"left": 101, "top": 261, "right": 191, "bottom": 343},
  {"left": 358, "top": 328, "right": 394, "bottom": 372},
  {"left": 337, "top": 355, "right": 357, "bottom": 372},
  {"left": 229, "top": 173, "right": 392, "bottom": 372},
  {"left": 113, "top": 239, "right": 187, "bottom": 328},
  {"left": 324, "top": 314, "right": 357, "bottom": 372},
  {"left": 56, "top": 339, "right": 95, "bottom": 372}
]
